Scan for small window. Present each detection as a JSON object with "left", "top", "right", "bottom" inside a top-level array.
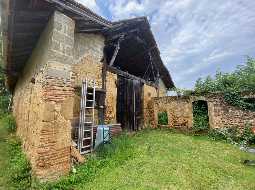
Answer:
[{"left": 158, "top": 111, "right": 168, "bottom": 125}]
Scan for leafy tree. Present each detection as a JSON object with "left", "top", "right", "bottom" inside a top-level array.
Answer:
[
  {"left": 194, "top": 57, "right": 255, "bottom": 94},
  {"left": 193, "top": 57, "right": 255, "bottom": 111}
]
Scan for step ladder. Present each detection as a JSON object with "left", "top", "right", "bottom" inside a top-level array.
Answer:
[{"left": 77, "top": 78, "right": 96, "bottom": 155}]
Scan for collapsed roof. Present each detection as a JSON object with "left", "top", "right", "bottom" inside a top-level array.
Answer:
[{"left": 2, "top": 0, "right": 174, "bottom": 91}]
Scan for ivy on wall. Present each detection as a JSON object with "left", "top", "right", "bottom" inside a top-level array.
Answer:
[{"left": 192, "top": 100, "right": 209, "bottom": 132}]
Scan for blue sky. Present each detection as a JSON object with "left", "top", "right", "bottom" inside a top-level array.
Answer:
[{"left": 76, "top": 0, "right": 255, "bottom": 89}]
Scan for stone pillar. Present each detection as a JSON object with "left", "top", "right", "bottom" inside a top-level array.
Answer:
[{"left": 35, "top": 11, "right": 75, "bottom": 181}]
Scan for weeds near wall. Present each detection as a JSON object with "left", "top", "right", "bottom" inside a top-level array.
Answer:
[
  {"left": 192, "top": 101, "right": 209, "bottom": 132},
  {"left": 37, "top": 134, "right": 135, "bottom": 190},
  {"left": 158, "top": 111, "right": 168, "bottom": 125},
  {"left": 209, "top": 123, "right": 255, "bottom": 146},
  {"left": 0, "top": 115, "right": 32, "bottom": 190}
]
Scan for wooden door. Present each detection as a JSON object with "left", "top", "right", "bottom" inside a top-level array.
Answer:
[{"left": 117, "top": 76, "right": 143, "bottom": 131}]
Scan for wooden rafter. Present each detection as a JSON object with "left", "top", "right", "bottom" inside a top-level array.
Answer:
[{"left": 109, "top": 34, "right": 125, "bottom": 66}]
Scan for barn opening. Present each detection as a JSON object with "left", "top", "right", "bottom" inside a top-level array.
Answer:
[
  {"left": 116, "top": 76, "right": 143, "bottom": 131},
  {"left": 192, "top": 100, "right": 209, "bottom": 131}
]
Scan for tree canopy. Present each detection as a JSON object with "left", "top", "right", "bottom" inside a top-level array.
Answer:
[{"left": 194, "top": 57, "right": 255, "bottom": 94}]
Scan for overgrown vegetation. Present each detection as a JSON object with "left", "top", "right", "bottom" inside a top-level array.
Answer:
[
  {"left": 0, "top": 116, "right": 32, "bottom": 190},
  {"left": 0, "top": 37, "right": 32, "bottom": 190},
  {"left": 209, "top": 123, "right": 255, "bottom": 146},
  {"left": 192, "top": 100, "right": 209, "bottom": 132},
  {"left": 170, "top": 57, "right": 255, "bottom": 145},
  {"left": 192, "top": 57, "right": 255, "bottom": 144},
  {"left": 158, "top": 111, "right": 168, "bottom": 125},
  {"left": 37, "top": 130, "right": 255, "bottom": 189},
  {"left": 171, "top": 57, "right": 255, "bottom": 111},
  {"left": 36, "top": 134, "right": 135, "bottom": 190},
  {"left": 193, "top": 57, "right": 255, "bottom": 111}
]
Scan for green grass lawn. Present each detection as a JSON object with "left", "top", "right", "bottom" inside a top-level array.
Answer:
[
  {"left": 0, "top": 116, "right": 31, "bottom": 190},
  {"left": 1, "top": 119, "right": 255, "bottom": 190},
  {"left": 44, "top": 129, "right": 255, "bottom": 190}
]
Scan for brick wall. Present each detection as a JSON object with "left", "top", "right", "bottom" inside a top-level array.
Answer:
[{"left": 150, "top": 94, "right": 255, "bottom": 129}]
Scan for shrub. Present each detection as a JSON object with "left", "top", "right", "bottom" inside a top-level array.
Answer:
[
  {"left": 240, "top": 123, "right": 255, "bottom": 146},
  {"left": 192, "top": 57, "right": 255, "bottom": 111},
  {"left": 209, "top": 123, "right": 255, "bottom": 146},
  {"left": 2, "top": 114, "right": 16, "bottom": 133},
  {"left": 6, "top": 137, "right": 32, "bottom": 190},
  {"left": 158, "top": 111, "right": 168, "bottom": 125},
  {"left": 192, "top": 101, "right": 209, "bottom": 132}
]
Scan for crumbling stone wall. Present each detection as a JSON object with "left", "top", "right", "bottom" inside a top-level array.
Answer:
[
  {"left": 143, "top": 81, "right": 168, "bottom": 128},
  {"left": 72, "top": 55, "right": 103, "bottom": 89},
  {"left": 71, "top": 54, "right": 104, "bottom": 125},
  {"left": 105, "top": 71, "right": 117, "bottom": 124},
  {"left": 13, "top": 11, "right": 75, "bottom": 181},
  {"left": 150, "top": 94, "right": 255, "bottom": 129},
  {"left": 143, "top": 84, "right": 157, "bottom": 127}
]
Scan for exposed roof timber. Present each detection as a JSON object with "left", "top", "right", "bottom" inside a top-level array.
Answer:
[
  {"left": 5, "top": 0, "right": 174, "bottom": 90},
  {"left": 105, "top": 29, "right": 140, "bottom": 44},
  {"left": 13, "top": 23, "right": 47, "bottom": 34},
  {"left": 45, "top": 0, "right": 112, "bottom": 27},
  {"left": 14, "top": 32, "right": 40, "bottom": 38},
  {"left": 107, "top": 66, "right": 157, "bottom": 88},
  {"left": 109, "top": 34, "right": 125, "bottom": 66},
  {"left": 76, "top": 28, "right": 104, "bottom": 33},
  {"left": 14, "top": 10, "right": 52, "bottom": 18}
]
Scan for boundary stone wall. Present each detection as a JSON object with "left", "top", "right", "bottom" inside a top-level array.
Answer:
[{"left": 150, "top": 94, "right": 255, "bottom": 129}]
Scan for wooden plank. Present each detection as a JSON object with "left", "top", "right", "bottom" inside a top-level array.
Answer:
[
  {"left": 107, "top": 66, "right": 157, "bottom": 88},
  {"left": 116, "top": 76, "right": 143, "bottom": 131},
  {"left": 15, "top": 10, "right": 51, "bottom": 18},
  {"left": 109, "top": 35, "right": 125, "bottom": 66}
]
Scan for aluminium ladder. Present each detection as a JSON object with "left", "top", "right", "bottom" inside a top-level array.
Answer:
[{"left": 77, "top": 78, "right": 96, "bottom": 155}]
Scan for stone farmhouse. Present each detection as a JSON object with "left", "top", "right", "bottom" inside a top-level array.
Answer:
[
  {"left": 2, "top": 0, "right": 255, "bottom": 182},
  {"left": 2, "top": 0, "right": 174, "bottom": 180}
]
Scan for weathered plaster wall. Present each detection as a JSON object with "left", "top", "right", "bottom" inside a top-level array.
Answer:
[
  {"left": 13, "top": 11, "right": 75, "bottom": 181},
  {"left": 150, "top": 94, "right": 255, "bottom": 129},
  {"left": 74, "top": 33, "right": 104, "bottom": 63}
]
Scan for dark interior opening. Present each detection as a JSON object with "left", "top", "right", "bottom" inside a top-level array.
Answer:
[
  {"left": 105, "top": 36, "right": 157, "bottom": 83},
  {"left": 192, "top": 100, "right": 209, "bottom": 131},
  {"left": 242, "top": 98, "right": 255, "bottom": 104},
  {"left": 116, "top": 76, "right": 143, "bottom": 131}
]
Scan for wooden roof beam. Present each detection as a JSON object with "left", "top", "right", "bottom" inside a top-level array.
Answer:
[{"left": 15, "top": 10, "right": 52, "bottom": 18}]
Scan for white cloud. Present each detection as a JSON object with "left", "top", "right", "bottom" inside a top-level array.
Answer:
[{"left": 75, "top": 0, "right": 101, "bottom": 13}]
